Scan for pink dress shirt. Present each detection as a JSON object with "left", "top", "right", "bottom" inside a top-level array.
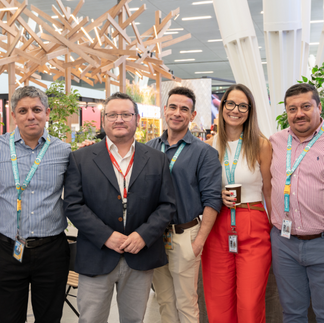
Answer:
[{"left": 270, "top": 121, "right": 324, "bottom": 235}]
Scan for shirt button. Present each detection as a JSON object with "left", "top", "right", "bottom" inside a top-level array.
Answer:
[
  {"left": 31, "top": 231, "right": 34, "bottom": 234},
  {"left": 294, "top": 174, "right": 296, "bottom": 177},
  {"left": 298, "top": 227, "right": 300, "bottom": 229},
  {"left": 295, "top": 209, "right": 297, "bottom": 212},
  {"left": 32, "top": 151, "right": 34, "bottom": 154},
  {"left": 117, "top": 195, "right": 121, "bottom": 200},
  {"left": 32, "top": 191, "right": 34, "bottom": 194},
  {"left": 31, "top": 212, "right": 34, "bottom": 214},
  {"left": 118, "top": 217, "right": 123, "bottom": 222},
  {"left": 293, "top": 192, "right": 295, "bottom": 195}
]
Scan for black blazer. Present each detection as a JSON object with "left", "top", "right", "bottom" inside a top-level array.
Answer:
[{"left": 63, "top": 139, "right": 176, "bottom": 276}]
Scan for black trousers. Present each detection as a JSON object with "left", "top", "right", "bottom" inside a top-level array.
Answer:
[{"left": 0, "top": 232, "right": 70, "bottom": 323}]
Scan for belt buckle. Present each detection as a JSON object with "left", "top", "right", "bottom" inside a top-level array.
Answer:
[{"left": 25, "top": 238, "right": 36, "bottom": 248}]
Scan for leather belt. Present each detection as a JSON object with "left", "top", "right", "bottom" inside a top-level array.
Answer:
[
  {"left": 0, "top": 232, "right": 62, "bottom": 248},
  {"left": 236, "top": 202, "right": 265, "bottom": 212},
  {"left": 167, "top": 217, "right": 200, "bottom": 234},
  {"left": 292, "top": 233, "right": 323, "bottom": 240}
]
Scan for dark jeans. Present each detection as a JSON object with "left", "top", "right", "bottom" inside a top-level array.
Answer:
[{"left": 0, "top": 232, "right": 70, "bottom": 323}]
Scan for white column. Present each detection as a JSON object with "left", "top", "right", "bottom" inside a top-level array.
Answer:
[
  {"left": 263, "top": 0, "right": 302, "bottom": 124},
  {"left": 301, "top": 0, "right": 311, "bottom": 78},
  {"left": 212, "top": 0, "right": 273, "bottom": 138},
  {"left": 315, "top": 0, "right": 324, "bottom": 66}
]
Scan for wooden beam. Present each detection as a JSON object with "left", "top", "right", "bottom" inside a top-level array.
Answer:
[
  {"left": 68, "top": 0, "right": 84, "bottom": 24},
  {"left": 7, "top": 0, "right": 27, "bottom": 27},
  {"left": 14, "top": 48, "right": 41, "bottom": 65},
  {"left": 51, "top": 5, "right": 72, "bottom": 31},
  {"left": 62, "top": 58, "right": 86, "bottom": 68},
  {"left": 107, "top": 13, "right": 131, "bottom": 44},
  {"left": 0, "top": 54, "right": 18, "bottom": 66},
  {"left": 142, "top": 35, "right": 172, "bottom": 47},
  {"left": 29, "top": 77, "right": 48, "bottom": 89},
  {"left": 162, "top": 33, "right": 191, "bottom": 48},
  {"left": 56, "top": 0, "right": 70, "bottom": 20},
  {"left": 30, "top": 4, "right": 64, "bottom": 29}
]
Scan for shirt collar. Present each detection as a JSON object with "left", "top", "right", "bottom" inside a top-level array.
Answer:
[
  {"left": 160, "top": 129, "right": 194, "bottom": 146},
  {"left": 14, "top": 127, "right": 48, "bottom": 144},
  {"left": 288, "top": 118, "right": 324, "bottom": 142},
  {"left": 106, "top": 136, "right": 135, "bottom": 156}
]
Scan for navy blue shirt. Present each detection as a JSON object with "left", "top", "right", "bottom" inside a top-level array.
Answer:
[{"left": 147, "top": 130, "right": 222, "bottom": 224}]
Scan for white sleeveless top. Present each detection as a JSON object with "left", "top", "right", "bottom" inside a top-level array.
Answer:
[{"left": 212, "top": 135, "right": 263, "bottom": 203}]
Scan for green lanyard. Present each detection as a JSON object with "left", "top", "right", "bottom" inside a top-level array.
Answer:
[
  {"left": 224, "top": 132, "right": 243, "bottom": 227},
  {"left": 284, "top": 122, "right": 324, "bottom": 213},
  {"left": 9, "top": 131, "right": 51, "bottom": 235},
  {"left": 161, "top": 142, "right": 186, "bottom": 173}
]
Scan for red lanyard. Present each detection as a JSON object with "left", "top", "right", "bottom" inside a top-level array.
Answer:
[{"left": 106, "top": 140, "right": 135, "bottom": 198}]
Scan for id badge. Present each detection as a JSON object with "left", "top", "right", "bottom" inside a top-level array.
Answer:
[
  {"left": 13, "top": 240, "right": 25, "bottom": 262},
  {"left": 281, "top": 219, "right": 292, "bottom": 239},
  {"left": 228, "top": 232, "right": 238, "bottom": 253},
  {"left": 163, "top": 231, "right": 173, "bottom": 250}
]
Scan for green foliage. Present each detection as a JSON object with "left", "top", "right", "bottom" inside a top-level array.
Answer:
[
  {"left": 126, "top": 80, "right": 156, "bottom": 105},
  {"left": 70, "top": 121, "right": 100, "bottom": 151},
  {"left": 276, "top": 62, "right": 324, "bottom": 130},
  {"left": 46, "top": 80, "right": 80, "bottom": 141}
]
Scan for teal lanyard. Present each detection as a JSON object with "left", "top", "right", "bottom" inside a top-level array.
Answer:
[
  {"left": 9, "top": 131, "right": 51, "bottom": 233},
  {"left": 161, "top": 142, "right": 186, "bottom": 173},
  {"left": 284, "top": 122, "right": 324, "bottom": 213},
  {"left": 224, "top": 132, "right": 243, "bottom": 227}
]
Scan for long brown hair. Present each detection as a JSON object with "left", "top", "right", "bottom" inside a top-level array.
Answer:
[{"left": 217, "top": 84, "right": 266, "bottom": 171}]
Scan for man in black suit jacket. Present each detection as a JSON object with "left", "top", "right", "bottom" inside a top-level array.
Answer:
[{"left": 63, "top": 92, "right": 176, "bottom": 323}]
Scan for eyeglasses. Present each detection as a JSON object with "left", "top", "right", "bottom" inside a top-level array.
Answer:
[
  {"left": 224, "top": 100, "right": 250, "bottom": 113},
  {"left": 104, "top": 113, "right": 135, "bottom": 122}
]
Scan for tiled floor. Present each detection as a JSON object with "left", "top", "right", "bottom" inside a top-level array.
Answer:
[{"left": 27, "top": 285, "right": 161, "bottom": 323}]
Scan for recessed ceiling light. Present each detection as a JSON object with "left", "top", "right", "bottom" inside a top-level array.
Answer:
[
  {"left": 208, "top": 39, "right": 222, "bottom": 42},
  {"left": 195, "top": 71, "right": 213, "bottom": 74},
  {"left": 310, "top": 20, "right": 324, "bottom": 24},
  {"left": 180, "top": 50, "right": 202, "bottom": 53},
  {"left": 261, "top": 62, "right": 267, "bottom": 64},
  {"left": 168, "top": 28, "right": 184, "bottom": 31},
  {"left": 192, "top": 1, "right": 213, "bottom": 5},
  {"left": 129, "top": 7, "right": 140, "bottom": 11},
  {"left": 310, "top": 42, "right": 320, "bottom": 45},
  {"left": 174, "top": 58, "right": 196, "bottom": 62},
  {"left": 165, "top": 32, "right": 179, "bottom": 35},
  {"left": 182, "top": 16, "right": 212, "bottom": 21}
]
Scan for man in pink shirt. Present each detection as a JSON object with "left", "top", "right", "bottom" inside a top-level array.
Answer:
[{"left": 270, "top": 83, "right": 324, "bottom": 323}]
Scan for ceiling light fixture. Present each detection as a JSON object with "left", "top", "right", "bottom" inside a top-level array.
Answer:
[
  {"left": 0, "top": 7, "right": 18, "bottom": 11},
  {"left": 310, "top": 20, "right": 324, "bottom": 24},
  {"left": 165, "top": 31, "right": 179, "bottom": 35},
  {"left": 174, "top": 14, "right": 180, "bottom": 20},
  {"left": 208, "top": 39, "right": 222, "bottom": 42},
  {"left": 195, "top": 71, "right": 213, "bottom": 74},
  {"left": 192, "top": 1, "right": 213, "bottom": 5},
  {"left": 174, "top": 58, "right": 195, "bottom": 62},
  {"left": 129, "top": 7, "right": 139, "bottom": 11},
  {"left": 180, "top": 50, "right": 202, "bottom": 53},
  {"left": 310, "top": 42, "right": 320, "bottom": 45},
  {"left": 182, "top": 16, "right": 211, "bottom": 21},
  {"left": 261, "top": 11, "right": 264, "bottom": 14},
  {"left": 261, "top": 62, "right": 267, "bottom": 64},
  {"left": 168, "top": 28, "right": 184, "bottom": 31}
]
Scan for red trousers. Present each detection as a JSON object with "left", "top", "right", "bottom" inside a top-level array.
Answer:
[{"left": 201, "top": 204, "right": 271, "bottom": 323}]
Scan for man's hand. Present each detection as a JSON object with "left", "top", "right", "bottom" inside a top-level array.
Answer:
[
  {"left": 191, "top": 240, "right": 203, "bottom": 257},
  {"left": 104, "top": 232, "right": 127, "bottom": 253},
  {"left": 79, "top": 139, "right": 96, "bottom": 149},
  {"left": 119, "top": 232, "right": 146, "bottom": 254}
]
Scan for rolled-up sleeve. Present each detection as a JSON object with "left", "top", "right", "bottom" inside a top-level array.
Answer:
[{"left": 197, "top": 145, "right": 223, "bottom": 213}]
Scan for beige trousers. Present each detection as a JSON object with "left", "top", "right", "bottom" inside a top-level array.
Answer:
[{"left": 153, "top": 222, "right": 201, "bottom": 323}]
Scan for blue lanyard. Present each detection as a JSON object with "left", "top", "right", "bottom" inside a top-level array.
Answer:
[
  {"left": 224, "top": 132, "right": 243, "bottom": 227},
  {"left": 10, "top": 131, "right": 51, "bottom": 232},
  {"left": 284, "top": 122, "right": 324, "bottom": 213},
  {"left": 161, "top": 142, "right": 186, "bottom": 173}
]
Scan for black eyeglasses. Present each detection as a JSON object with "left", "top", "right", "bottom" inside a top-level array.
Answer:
[
  {"left": 224, "top": 100, "right": 250, "bottom": 113},
  {"left": 104, "top": 113, "right": 135, "bottom": 122}
]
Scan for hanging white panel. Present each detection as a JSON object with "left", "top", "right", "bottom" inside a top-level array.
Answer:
[
  {"left": 263, "top": 0, "right": 303, "bottom": 126},
  {"left": 213, "top": 0, "right": 273, "bottom": 138}
]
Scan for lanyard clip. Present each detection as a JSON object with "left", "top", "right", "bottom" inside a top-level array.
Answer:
[{"left": 284, "top": 184, "right": 291, "bottom": 195}]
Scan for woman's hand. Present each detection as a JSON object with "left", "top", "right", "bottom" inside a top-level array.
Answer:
[{"left": 222, "top": 189, "right": 237, "bottom": 208}]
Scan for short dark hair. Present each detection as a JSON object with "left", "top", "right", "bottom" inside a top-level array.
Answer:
[
  {"left": 284, "top": 83, "right": 320, "bottom": 106},
  {"left": 104, "top": 92, "right": 139, "bottom": 115},
  {"left": 11, "top": 86, "right": 48, "bottom": 112},
  {"left": 167, "top": 86, "right": 196, "bottom": 112}
]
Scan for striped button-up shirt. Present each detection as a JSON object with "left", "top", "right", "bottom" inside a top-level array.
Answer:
[
  {"left": 270, "top": 121, "right": 324, "bottom": 235},
  {"left": 0, "top": 128, "right": 71, "bottom": 240}
]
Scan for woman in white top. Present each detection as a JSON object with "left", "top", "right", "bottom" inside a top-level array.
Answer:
[{"left": 202, "top": 84, "right": 272, "bottom": 323}]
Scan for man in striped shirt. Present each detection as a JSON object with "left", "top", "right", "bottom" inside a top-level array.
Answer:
[
  {"left": 0, "top": 86, "right": 71, "bottom": 323},
  {"left": 270, "top": 83, "right": 324, "bottom": 323}
]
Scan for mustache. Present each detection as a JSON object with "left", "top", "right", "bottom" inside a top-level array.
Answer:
[{"left": 293, "top": 116, "right": 310, "bottom": 123}]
